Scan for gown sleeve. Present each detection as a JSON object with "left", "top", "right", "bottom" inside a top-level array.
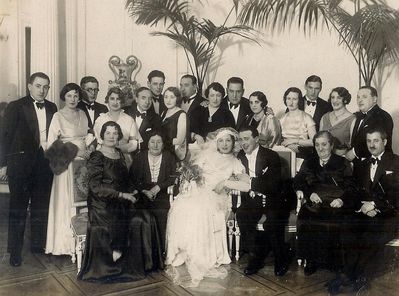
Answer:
[{"left": 47, "top": 112, "right": 61, "bottom": 148}]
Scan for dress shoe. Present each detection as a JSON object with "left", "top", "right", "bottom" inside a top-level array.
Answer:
[
  {"left": 274, "top": 264, "right": 289, "bottom": 276},
  {"left": 9, "top": 254, "right": 22, "bottom": 267},
  {"left": 244, "top": 265, "right": 262, "bottom": 275},
  {"left": 304, "top": 262, "right": 318, "bottom": 276}
]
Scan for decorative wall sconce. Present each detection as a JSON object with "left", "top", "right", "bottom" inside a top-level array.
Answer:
[
  {"left": 108, "top": 55, "right": 142, "bottom": 105},
  {"left": 0, "top": 0, "right": 10, "bottom": 42}
]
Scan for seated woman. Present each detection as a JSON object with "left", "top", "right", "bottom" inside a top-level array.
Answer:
[
  {"left": 129, "top": 131, "right": 177, "bottom": 254},
  {"left": 166, "top": 127, "right": 250, "bottom": 287},
  {"left": 78, "top": 121, "right": 163, "bottom": 283},
  {"left": 160, "top": 87, "right": 187, "bottom": 160},
  {"left": 93, "top": 87, "right": 140, "bottom": 167},
  {"left": 320, "top": 87, "right": 355, "bottom": 156},
  {"left": 190, "top": 82, "right": 235, "bottom": 144},
  {"left": 279, "top": 87, "right": 316, "bottom": 159},
  {"left": 244, "top": 91, "right": 281, "bottom": 148},
  {"left": 293, "top": 131, "right": 355, "bottom": 276}
]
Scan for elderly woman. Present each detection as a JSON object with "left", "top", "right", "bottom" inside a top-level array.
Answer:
[
  {"left": 94, "top": 87, "right": 140, "bottom": 167},
  {"left": 78, "top": 121, "right": 163, "bottom": 282},
  {"left": 293, "top": 131, "right": 355, "bottom": 276},
  {"left": 244, "top": 91, "right": 281, "bottom": 148},
  {"left": 190, "top": 82, "right": 235, "bottom": 144},
  {"left": 160, "top": 87, "right": 187, "bottom": 160},
  {"left": 279, "top": 87, "right": 316, "bottom": 159},
  {"left": 129, "top": 131, "right": 177, "bottom": 254},
  {"left": 320, "top": 87, "right": 355, "bottom": 156}
]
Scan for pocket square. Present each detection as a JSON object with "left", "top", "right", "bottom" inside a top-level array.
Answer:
[
  {"left": 145, "top": 128, "right": 152, "bottom": 131},
  {"left": 262, "top": 167, "right": 269, "bottom": 174},
  {"left": 385, "top": 170, "right": 393, "bottom": 175}
]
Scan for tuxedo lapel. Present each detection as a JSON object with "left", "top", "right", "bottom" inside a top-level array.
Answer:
[
  {"left": 22, "top": 98, "right": 39, "bottom": 144},
  {"left": 254, "top": 148, "right": 264, "bottom": 177},
  {"left": 238, "top": 152, "right": 249, "bottom": 174}
]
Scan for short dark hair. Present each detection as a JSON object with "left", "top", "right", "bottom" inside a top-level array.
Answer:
[
  {"left": 365, "top": 126, "right": 388, "bottom": 140},
  {"left": 147, "top": 130, "right": 165, "bottom": 143},
  {"left": 29, "top": 72, "right": 50, "bottom": 84},
  {"left": 359, "top": 85, "right": 378, "bottom": 98},
  {"left": 239, "top": 125, "right": 259, "bottom": 138},
  {"left": 249, "top": 91, "right": 268, "bottom": 109},
  {"left": 329, "top": 87, "right": 351, "bottom": 105},
  {"left": 60, "top": 83, "right": 83, "bottom": 101},
  {"left": 313, "top": 130, "right": 334, "bottom": 146},
  {"left": 205, "top": 82, "right": 225, "bottom": 98},
  {"left": 283, "top": 87, "right": 304, "bottom": 110},
  {"left": 148, "top": 70, "right": 165, "bottom": 82},
  {"left": 100, "top": 121, "right": 123, "bottom": 141},
  {"left": 80, "top": 76, "right": 99, "bottom": 87},
  {"left": 164, "top": 86, "right": 183, "bottom": 107},
  {"left": 104, "top": 87, "right": 125, "bottom": 104},
  {"left": 135, "top": 86, "right": 152, "bottom": 98},
  {"left": 181, "top": 74, "right": 197, "bottom": 85},
  {"left": 227, "top": 77, "right": 244, "bottom": 88},
  {"left": 305, "top": 75, "right": 322, "bottom": 87}
]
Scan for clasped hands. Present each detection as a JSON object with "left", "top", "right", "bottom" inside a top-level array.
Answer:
[
  {"left": 358, "top": 201, "right": 379, "bottom": 217},
  {"left": 296, "top": 191, "right": 343, "bottom": 208},
  {"left": 142, "top": 185, "right": 161, "bottom": 202},
  {"left": 120, "top": 190, "right": 139, "bottom": 204},
  {"left": 213, "top": 173, "right": 250, "bottom": 194}
]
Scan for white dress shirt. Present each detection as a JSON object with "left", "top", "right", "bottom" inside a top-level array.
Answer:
[
  {"left": 229, "top": 102, "right": 240, "bottom": 125},
  {"left": 32, "top": 98, "right": 48, "bottom": 149},
  {"left": 304, "top": 96, "right": 317, "bottom": 118},
  {"left": 370, "top": 152, "right": 384, "bottom": 182},
  {"left": 245, "top": 145, "right": 260, "bottom": 178}
]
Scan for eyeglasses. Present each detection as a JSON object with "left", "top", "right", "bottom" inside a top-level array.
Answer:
[{"left": 84, "top": 88, "right": 99, "bottom": 93}]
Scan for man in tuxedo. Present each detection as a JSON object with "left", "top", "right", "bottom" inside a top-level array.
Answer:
[
  {"left": 77, "top": 76, "right": 108, "bottom": 130},
  {"left": 147, "top": 70, "right": 166, "bottom": 115},
  {"left": 221, "top": 77, "right": 251, "bottom": 131},
  {"left": 0, "top": 72, "right": 57, "bottom": 266},
  {"left": 236, "top": 126, "right": 289, "bottom": 277},
  {"left": 327, "top": 127, "right": 399, "bottom": 294},
  {"left": 302, "top": 75, "right": 332, "bottom": 131},
  {"left": 346, "top": 86, "right": 393, "bottom": 162},
  {"left": 125, "top": 87, "right": 161, "bottom": 152}
]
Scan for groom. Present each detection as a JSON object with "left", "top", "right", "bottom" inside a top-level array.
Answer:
[{"left": 237, "top": 126, "right": 289, "bottom": 276}]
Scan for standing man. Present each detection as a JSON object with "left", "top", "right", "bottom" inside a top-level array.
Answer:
[
  {"left": 147, "top": 70, "right": 167, "bottom": 115},
  {"left": 77, "top": 76, "right": 108, "bottom": 130},
  {"left": 236, "top": 126, "right": 289, "bottom": 277},
  {"left": 346, "top": 86, "right": 393, "bottom": 162},
  {"left": 302, "top": 75, "right": 332, "bottom": 131},
  {"left": 222, "top": 77, "right": 251, "bottom": 131},
  {"left": 0, "top": 72, "right": 57, "bottom": 266}
]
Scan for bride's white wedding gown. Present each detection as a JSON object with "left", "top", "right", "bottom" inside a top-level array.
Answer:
[{"left": 165, "top": 150, "right": 249, "bottom": 286}]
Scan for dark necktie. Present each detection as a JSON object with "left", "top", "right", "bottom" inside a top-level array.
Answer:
[
  {"left": 230, "top": 102, "right": 239, "bottom": 109},
  {"left": 136, "top": 110, "right": 146, "bottom": 119},
  {"left": 307, "top": 100, "right": 316, "bottom": 107},
  {"left": 153, "top": 96, "right": 159, "bottom": 103},
  {"left": 35, "top": 102, "right": 45, "bottom": 109},
  {"left": 183, "top": 97, "right": 193, "bottom": 104},
  {"left": 370, "top": 157, "right": 379, "bottom": 165}
]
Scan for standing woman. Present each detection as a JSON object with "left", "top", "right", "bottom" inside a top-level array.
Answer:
[
  {"left": 94, "top": 87, "right": 139, "bottom": 167},
  {"left": 45, "top": 83, "right": 89, "bottom": 256},
  {"left": 320, "top": 87, "right": 355, "bottom": 156},
  {"left": 160, "top": 87, "right": 187, "bottom": 160},
  {"left": 244, "top": 91, "right": 281, "bottom": 148}
]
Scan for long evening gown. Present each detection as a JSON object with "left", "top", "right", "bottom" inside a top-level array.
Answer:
[
  {"left": 45, "top": 110, "right": 88, "bottom": 255},
  {"left": 78, "top": 151, "right": 163, "bottom": 282},
  {"left": 166, "top": 149, "right": 249, "bottom": 287}
]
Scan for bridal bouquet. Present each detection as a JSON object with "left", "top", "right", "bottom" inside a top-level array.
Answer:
[{"left": 177, "top": 158, "right": 204, "bottom": 193}]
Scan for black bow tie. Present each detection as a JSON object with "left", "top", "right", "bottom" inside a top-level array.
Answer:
[
  {"left": 153, "top": 96, "right": 159, "bottom": 103},
  {"left": 229, "top": 102, "right": 239, "bottom": 109},
  {"left": 307, "top": 100, "right": 316, "bottom": 106},
  {"left": 370, "top": 157, "right": 379, "bottom": 165},
  {"left": 35, "top": 101, "right": 45, "bottom": 109},
  {"left": 183, "top": 97, "right": 194, "bottom": 104},
  {"left": 358, "top": 112, "right": 367, "bottom": 120},
  {"left": 136, "top": 110, "right": 146, "bottom": 119},
  {"left": 85, "top": 103, "right": 94, "bottom": 111}
]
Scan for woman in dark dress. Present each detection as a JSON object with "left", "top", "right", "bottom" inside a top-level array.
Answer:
[
  {"left": 160, "top": 87, "right": 187, "bottom": 160},
  {"left": 78, "top": 121, "right": 163, "bottom": 283},
  {"left": 190, "top": 82, "right": 235, "bottom": 144},
  {"left": 293, "top": 131, "right": 355, "bottom": 276}
]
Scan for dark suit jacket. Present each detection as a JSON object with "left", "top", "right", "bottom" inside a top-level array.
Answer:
[
  {"left": 350, "top": 104, "right": 393, "bottom": 159},
  {"left": 0, "top": 96, "right": 57, "bottom": 177},
  {"left": 353, "top": 151, "right": 399, "bottom": 216},
  {"left": 77, "top": 100, "right": 108, "bottom": 130},
  {"left": 124, "top": 102, "right": 161, "bottom": 151},
  {"left": 190, "top": 105, "right": 235, "bottom": 138},
  {"left": 238, "top": 146, "right": 282, "bottom": 210},
  {"left": 302, "top": 96, "right": 332, "bottom": 132},
  {"left": 148, "top": 94, "right": 167, "bottom": 115},
  {"left": 185, "top": 93, "right": 206, "bottom": 139},
  {"left": 222, "top": 96, "right": 251, "bottom": 131}
]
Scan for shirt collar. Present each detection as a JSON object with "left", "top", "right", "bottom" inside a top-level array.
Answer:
[{"left": 246, "top": 145, "right": 259, "bottom": 158}]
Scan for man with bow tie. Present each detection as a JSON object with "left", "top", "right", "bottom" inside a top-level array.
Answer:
[
  {"left": 221, "top": 77, "right": 251, "bottom": 131},
  {"left": 147, "top": 70, "right": 167, "bottom": 115},
  {"left": 0, "top": 72, "right": 57, "bottom": 266},
  {"left": 345, "top": 86, "right": 393, "bottom": 162},
  {"left": 236, "top": 126, "right": 289, "bottom": 277},
  {"left": 302, "top": 75, "right": 332, "bottom": 132},
  {"left": 327, "top": 127, "right": 399, "bottom": 294},
  {"left": 77, "top": 76, "right": 108, "bottom": 130}
]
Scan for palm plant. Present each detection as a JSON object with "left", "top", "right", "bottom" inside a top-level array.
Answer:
[
  {"left": 125, "top": 0, "right": 259, "bottom": 93},
  {"left": 239, "top": 0, "right": 399, "bottom": 87}
]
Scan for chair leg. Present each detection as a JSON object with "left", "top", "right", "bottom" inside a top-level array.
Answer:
[
  {"left": 227, "top": 220, "right": 234, "bottom": 258},
  {"left": 234, "top": 221, "right": 240, "bottom": 261}
]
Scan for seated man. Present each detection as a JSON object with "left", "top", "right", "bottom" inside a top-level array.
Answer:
[{"left": 327, "top": 127, "right": 399, "bottom": 295}]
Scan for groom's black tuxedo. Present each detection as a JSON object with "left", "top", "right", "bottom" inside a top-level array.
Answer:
[
  {"left": 236, "top": 146, "right": 288, "bottom": 270},
  {"left": 0, "top": 96, "right": 57, "bottom": 257}
]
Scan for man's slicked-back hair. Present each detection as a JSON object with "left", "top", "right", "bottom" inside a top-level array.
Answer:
[
  {"left": 80, "top": 76, "right": 99, "bottom": 87},
  {"left": 365, "top": 126, "right": 387, "bottom": 140},
  {"left": 239, "top": 125, "right": 259, "bottom": 138},
  {"left": 227, "top": 77, "right": 244, "bottom": 88},
  {"left": 359, "top": 85, "right": 378, "bottom": 98},
  {"left": 29, "top": 72, "right": 50, "bottom": 84},
  {"left": 148, "top": 70, "right": 165, "bottom": 82},
  {"left": 181, "top": 74, "right": 197, "bottom": 85},
  {"left": 305, "top": 75, "right": 322, "bottom": 87}
]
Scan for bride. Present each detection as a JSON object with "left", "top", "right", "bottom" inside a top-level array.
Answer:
[{"left": 166, "top": 127, "right": 250, "bottom": 287}]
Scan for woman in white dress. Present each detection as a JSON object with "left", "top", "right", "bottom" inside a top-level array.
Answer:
[
  {"left": 166, "top": 127, "right": 250, "bottom": 287},
  {"left": 93, "top": 87, "right": 140, "bottom": 167},
  {"left": 46, "top": 83, "right": 90, "bottom": 255}
]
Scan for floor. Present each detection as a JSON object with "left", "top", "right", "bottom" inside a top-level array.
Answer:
[{"left": 1, "top": 193, "right": 399, "bottom": 296}]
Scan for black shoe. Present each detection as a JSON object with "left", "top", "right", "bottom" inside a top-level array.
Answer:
[
  {"left": 304, "top": 262, "right": 318, "bottom": 276},
  {"left": 244, "top": 265, "right": 262, "bottom": 276},
  {"left": 9, "top": 254, "right": 22, "bottom": 267},
  {"left": 274, "top": 264, "right": 289, "bottom": 276}
]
